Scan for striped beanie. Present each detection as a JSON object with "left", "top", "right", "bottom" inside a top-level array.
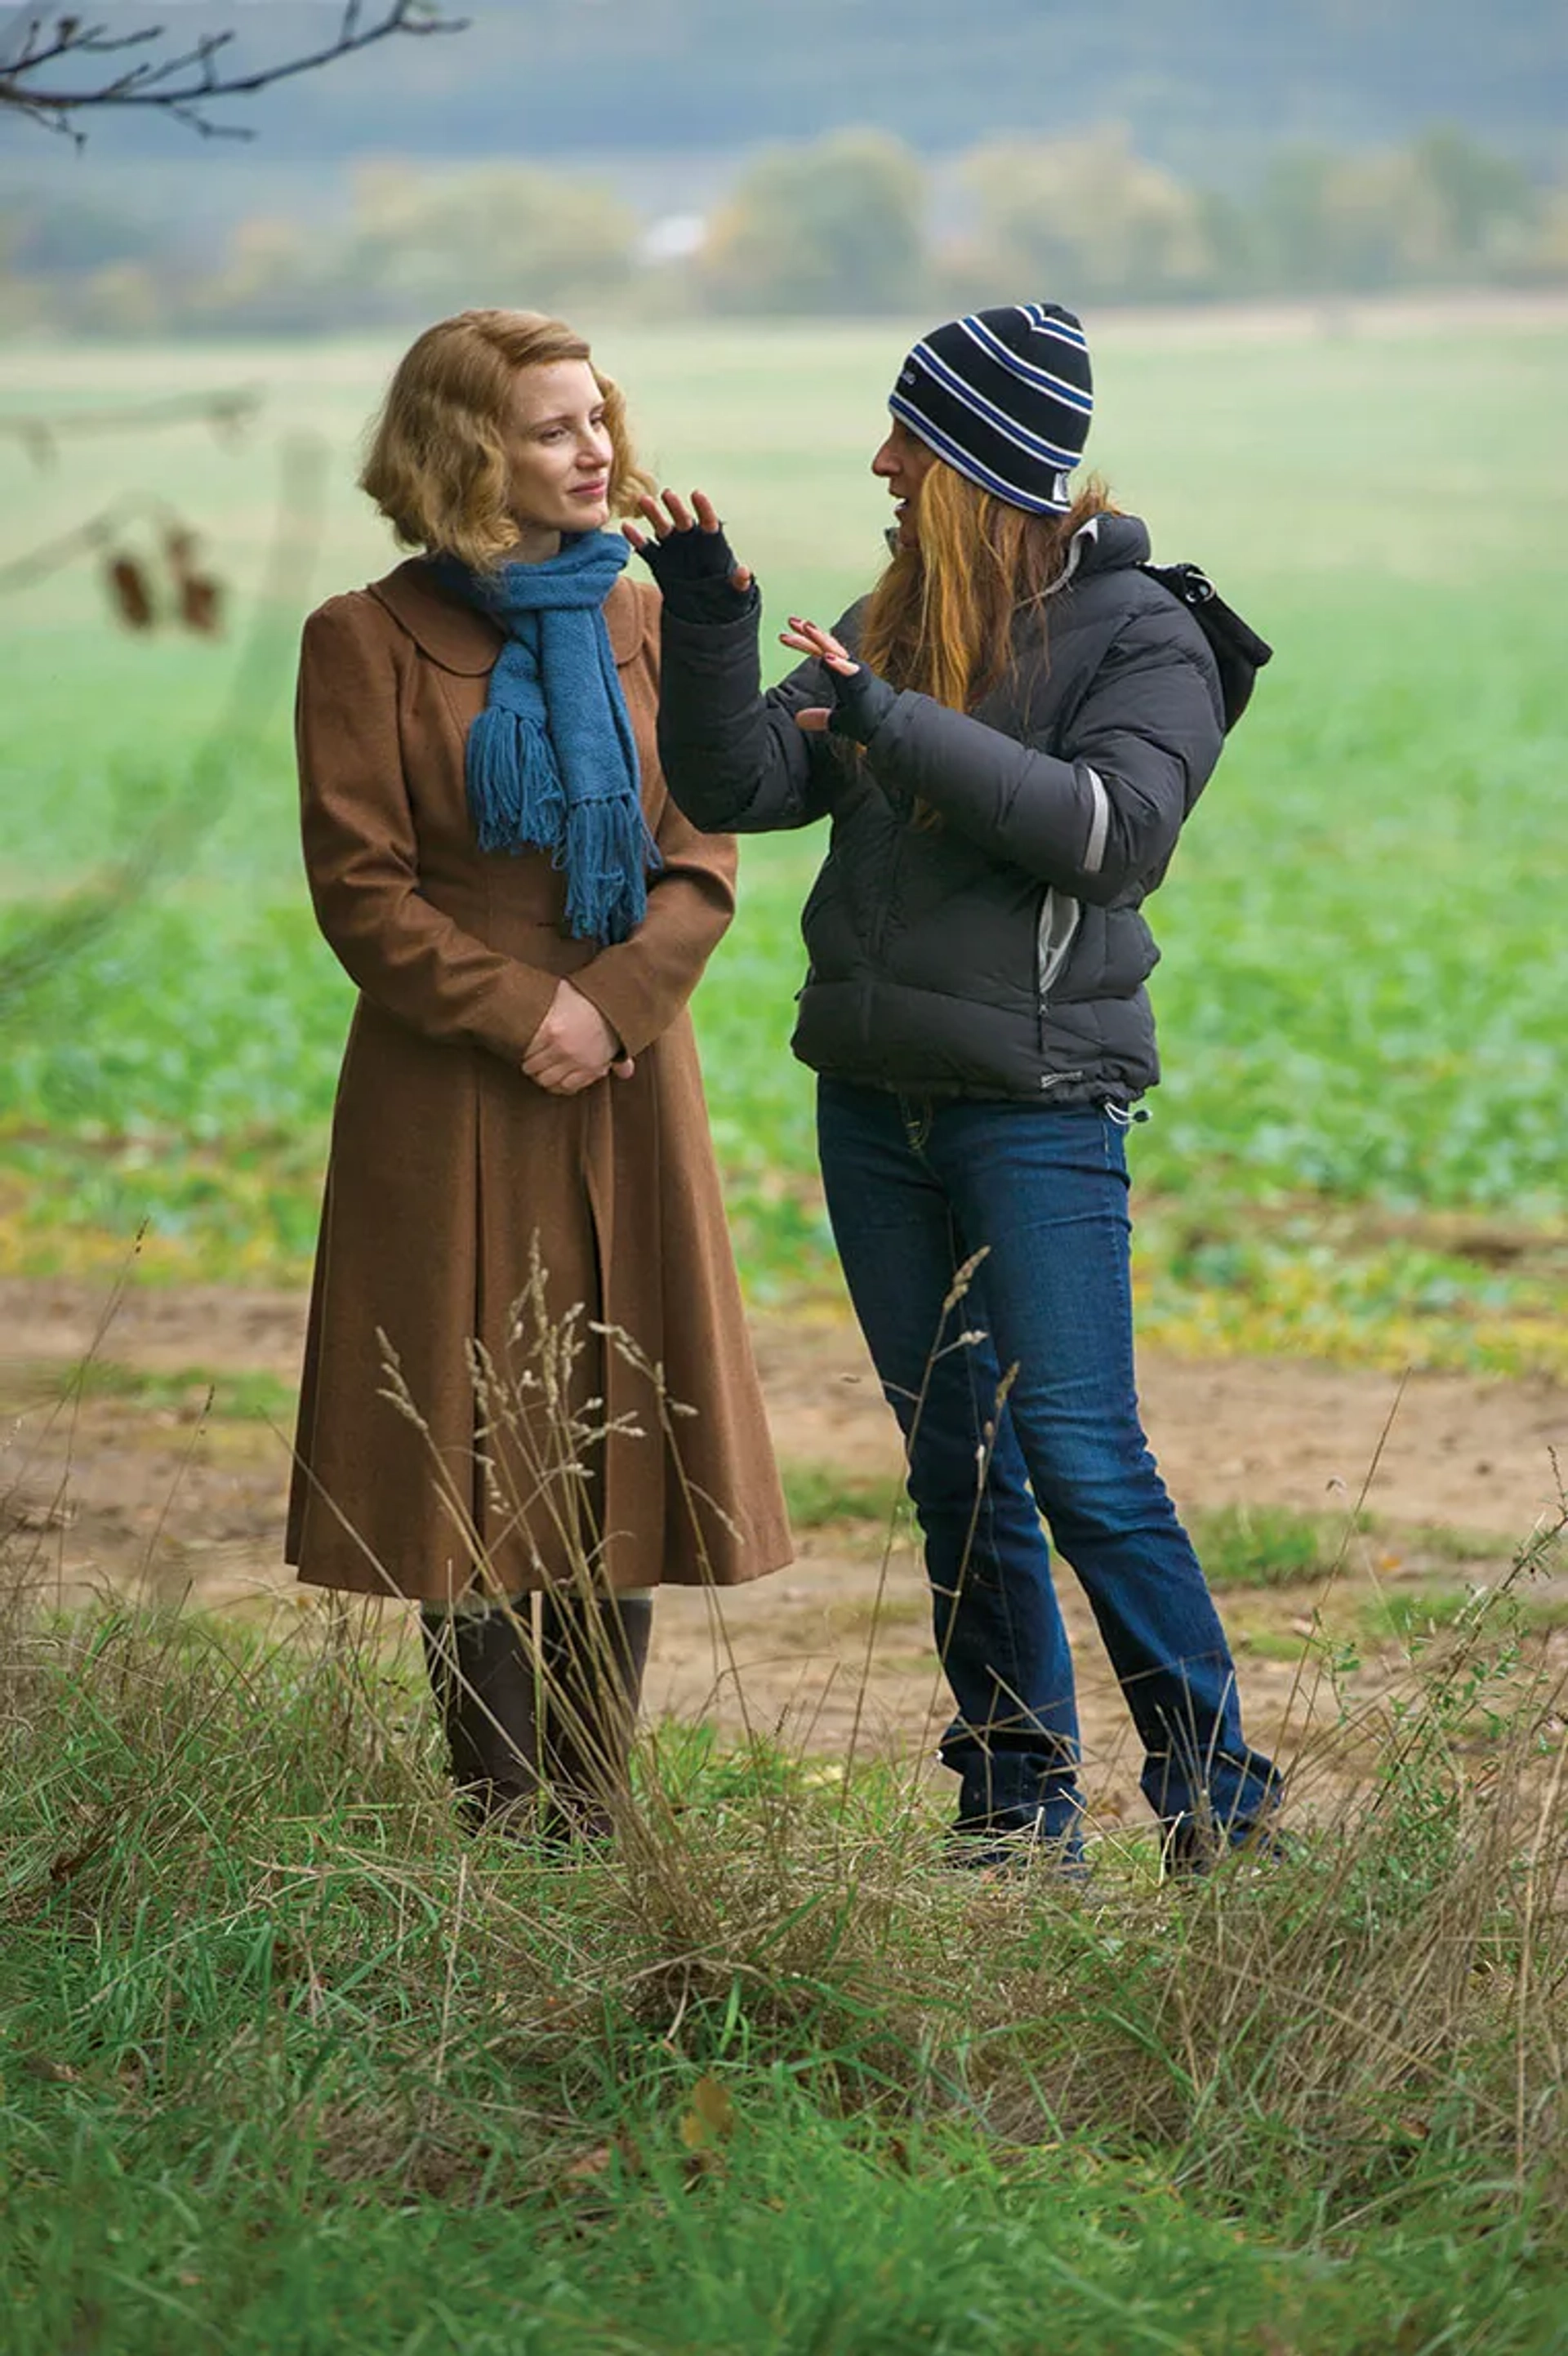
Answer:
[{"left": 889, "top": 302, "right": 1094, "bottom": 516}]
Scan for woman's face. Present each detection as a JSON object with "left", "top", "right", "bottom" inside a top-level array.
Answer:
[
  {"left": 503, "top": 359, "right": 615, "bottom": 547},
  {"left": 871, "top": 417, "right": 938, "bottom": 549}
]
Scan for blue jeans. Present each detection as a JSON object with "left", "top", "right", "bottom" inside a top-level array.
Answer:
[{"left": 817, "top": 1078, "right": 1281, "bottom": 1851}]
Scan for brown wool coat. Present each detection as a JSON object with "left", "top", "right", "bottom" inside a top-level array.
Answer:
[{"left": 285, "top": 557, "right": 792, "bottom": 1605}]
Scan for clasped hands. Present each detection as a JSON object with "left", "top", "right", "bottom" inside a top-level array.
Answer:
[
  {"left": 625, "top": 489, "right": 893, "bottom": 742},
  {"left": 523, "top": 978, "right": 634, "bottom": 1096}
]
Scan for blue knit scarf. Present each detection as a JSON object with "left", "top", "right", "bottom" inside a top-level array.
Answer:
[{"left": 442, "top": 534, "right": 657, "bottom": 946}]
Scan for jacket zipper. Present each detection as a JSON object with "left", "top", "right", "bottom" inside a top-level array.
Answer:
[
  {"left": 1035, "top": 884, "right": 1083, "bottom": 1093},
  {"left": 1036, "top": 884, "right": 1082, "bottom": 1009},
  {"left": 864, "top": 822, "right": 904, "bottom": 1051}
]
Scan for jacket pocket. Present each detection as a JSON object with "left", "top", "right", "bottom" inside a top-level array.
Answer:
[{"left": 1036, "top": 885, "right": 1082, "bottom": 1012}]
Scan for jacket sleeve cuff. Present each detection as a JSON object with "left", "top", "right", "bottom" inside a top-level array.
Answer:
[
  {"left": 567, "top": 963, "right": 645, "bottom": 1058},
  {"left": 658, "top": 579, "right": 762, "bottom": 630}
]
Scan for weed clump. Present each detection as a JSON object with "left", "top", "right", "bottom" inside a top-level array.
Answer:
[
  {"left": 2, "top": 1499, "right": 1566, "bottom": 2349},
  {"left": 3, "top": 1303, "right": 1566, "bottom": 2353}
]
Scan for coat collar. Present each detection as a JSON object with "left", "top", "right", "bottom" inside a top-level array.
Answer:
[{"left": 367, "top": 556, "right": 646, "bottom": 673}]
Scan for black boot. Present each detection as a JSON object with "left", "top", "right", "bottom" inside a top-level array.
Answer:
[
  {"left": 537, "top": 1588, "right": 653, "bottom": 1840},
  {"left": 420, "top": 1600, "right": 541, "bottom": 1833}
]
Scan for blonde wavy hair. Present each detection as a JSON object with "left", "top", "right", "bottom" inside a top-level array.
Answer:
[
  {"left": 859, "top": 461, "right": 1118, "bottom": 713},
  {"left": 359, "top": 309, "right": 653, "bottom": 571}
]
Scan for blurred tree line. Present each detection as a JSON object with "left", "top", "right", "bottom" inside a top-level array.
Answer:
[{"left": 5, "top": 120, "right": 1566, "bottom": 336}]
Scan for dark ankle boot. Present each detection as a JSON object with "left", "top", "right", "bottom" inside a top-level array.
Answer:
[
  {"left": 537, "top": 1589, "right": 653, "bottom": 1839},
  {"left": 420, "top": 1601, "right": 541, "bottom": 1832}
]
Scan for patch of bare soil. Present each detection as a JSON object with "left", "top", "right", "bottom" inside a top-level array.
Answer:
[{"left": 3, "top": 1277, "right": 1564, "bottom": 1830}]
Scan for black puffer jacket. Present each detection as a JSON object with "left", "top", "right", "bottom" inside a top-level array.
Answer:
[{"left": 657, "top": 513, "right": 1223, "bottom": 1106}]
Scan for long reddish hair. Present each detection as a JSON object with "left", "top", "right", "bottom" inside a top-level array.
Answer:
[{"left": 859, "top": 461, "right": 1117, "bottom": 712}]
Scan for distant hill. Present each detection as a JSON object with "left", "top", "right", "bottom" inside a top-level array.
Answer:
[{"left": 8, "top": 0, "right": 1567, "bottom": 171}]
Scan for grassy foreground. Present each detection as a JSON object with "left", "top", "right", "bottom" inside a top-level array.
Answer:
[{"left": 2, "top": 1570, "right": 1566, "bottom": 2355}]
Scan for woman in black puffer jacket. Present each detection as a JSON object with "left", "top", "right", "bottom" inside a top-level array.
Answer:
[{"left": 630, "top": 302, "right": 1281, "bottom": 1875}]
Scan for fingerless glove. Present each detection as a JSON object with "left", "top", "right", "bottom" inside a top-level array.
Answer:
[
  {"left": 635, "top": 524, "right": 755, "bottom": 625},
  {"left": 826, "top": 662, "right": 897, "bottom": 744}
]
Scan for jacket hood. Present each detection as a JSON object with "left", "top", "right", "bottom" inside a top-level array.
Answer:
[{"left": 1061, "top": 511, "right": 1152, "bottom": 583}]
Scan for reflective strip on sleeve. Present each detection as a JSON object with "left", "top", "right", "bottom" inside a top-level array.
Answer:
[{"left": 1083, "top": 768, "right": 1110, "bottom": 875}]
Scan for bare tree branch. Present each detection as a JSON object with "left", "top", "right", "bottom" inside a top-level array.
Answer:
[
  {"left": 0, "top": 381, "right": 260, "bottom": 605},
  {"left": 0, "top": 491, "right": 227, "bottom": 636},
  {"left": 0, "top": 492, "right": 172, "bottom": 594},
  {"left": 0, "top": 430, "right": 331, "bottom": 1019},
  {"left": 0, "top": 386, "right": 262, "bottom": 468},
  {"left": 0, "top": 493, "right": 148, "bottom": 591},
  {"left": 0, "top": 3, "right": 466, "bottom": 140}
]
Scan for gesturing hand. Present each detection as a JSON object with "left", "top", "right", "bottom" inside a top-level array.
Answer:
[
  {"left": 523, "top": 979, "right": 635, "bottom": 1096},
  {"left": 781, "top": 616, "right": 896, "bottom": 744},
  {"left": 623, "top": 488, "right": 755, "bottom": 619}
]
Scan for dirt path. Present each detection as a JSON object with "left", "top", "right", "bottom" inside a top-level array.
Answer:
[
  {"left": 4, "top": 1277, "right": 1564, "bottom": 1831},
  {"left": 5, "top": 1273, "right": 1562, "bottom": 1530}
]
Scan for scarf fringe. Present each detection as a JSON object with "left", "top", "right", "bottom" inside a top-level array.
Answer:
[
  {"left": 466, "top": 704, "right": 564, "bottom": 859},
  {"left": 562, "top": 796, "right": 662, "bottom": 945}
]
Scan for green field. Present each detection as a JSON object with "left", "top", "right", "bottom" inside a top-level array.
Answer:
[{"left": 2, "top": 310, "right": 1566, "bottom": 1369}]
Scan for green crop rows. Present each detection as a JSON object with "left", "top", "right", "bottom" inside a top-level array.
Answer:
[{"left": 2, "top": 316, "right": 1566, "bottom": 1370}]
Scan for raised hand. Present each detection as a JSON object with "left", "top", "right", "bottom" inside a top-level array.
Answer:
[
  {"left": 779, "top": 615, "right": 894, "bottom": 743},
  {"left": 779, "top": 615, "right": 858, "bottom": 674},
  {"left": 623, "top": 488, "right": 754, "bottom": 598}
]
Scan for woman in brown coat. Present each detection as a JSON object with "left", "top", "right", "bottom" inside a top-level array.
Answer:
[{"left": 287, "top": 308, "right": 791, "bottom": 1837}]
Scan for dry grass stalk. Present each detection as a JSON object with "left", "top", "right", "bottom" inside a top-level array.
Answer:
[{"left": 2, "top": 1258, "right": 1564, "bottom": 2221}]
